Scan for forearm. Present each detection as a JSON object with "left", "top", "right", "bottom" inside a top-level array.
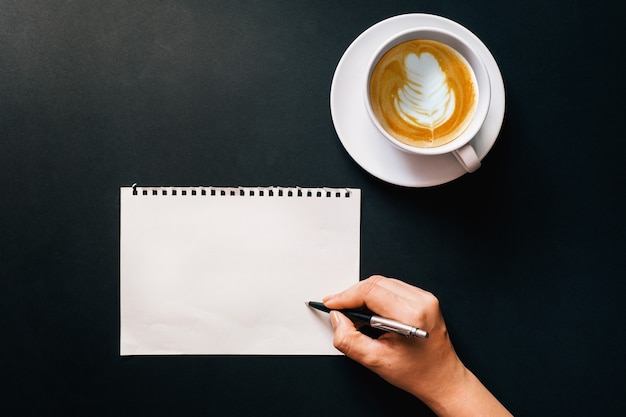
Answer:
[{"left": 419, "top": 366, "right": 513, "bottom": 417}]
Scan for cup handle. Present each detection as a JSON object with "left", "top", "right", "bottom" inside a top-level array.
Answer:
[{"left": 453, "top": 144, "right": 481, "bottom": 173}]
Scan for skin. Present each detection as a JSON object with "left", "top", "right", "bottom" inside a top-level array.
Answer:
[{"left": 323, "top": 275, "right": 513, "bottom": 417}]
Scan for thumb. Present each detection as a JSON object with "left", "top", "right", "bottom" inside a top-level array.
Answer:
[
  {"left": 330, "top": 310, "right": 353, "bottom": 331},
  {"left": 330, "top": 311, "right": 377, "bottom": 359}
]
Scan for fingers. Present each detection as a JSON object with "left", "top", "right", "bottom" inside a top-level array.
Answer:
[
  {"left": 330, "top": 310, "right": 381, "bottom": 360},
  {"left": 323, "top": 275, "right": 434, "bottom": 322}
]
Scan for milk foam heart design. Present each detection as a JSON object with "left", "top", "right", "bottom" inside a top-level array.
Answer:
[
  {"left": 395, "top": 52, "right": 456, "bottom": 133},
  {"left": 368, "top": 39, "right": 479, "bottom": 149}
]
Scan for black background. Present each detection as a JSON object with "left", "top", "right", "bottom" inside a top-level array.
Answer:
[{"left": 2, "top": 1, "right": 625, "bottom": 416}]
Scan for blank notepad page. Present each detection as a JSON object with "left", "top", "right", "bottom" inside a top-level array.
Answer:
[{"left": 120, "top": 186, "right": 360, "bottom": 355}]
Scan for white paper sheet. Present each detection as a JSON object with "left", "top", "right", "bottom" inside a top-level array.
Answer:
[{"left": 120, "top": 186, "right": 360, "bottom": 355}]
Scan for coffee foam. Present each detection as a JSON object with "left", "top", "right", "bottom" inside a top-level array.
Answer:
[{"left": 369, "top": 39, "right": 478, "bottom": 148}]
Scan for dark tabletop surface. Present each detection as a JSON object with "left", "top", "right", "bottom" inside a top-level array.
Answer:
[{"left": 2, "top": 1, "right": 625, "bottom": 416}]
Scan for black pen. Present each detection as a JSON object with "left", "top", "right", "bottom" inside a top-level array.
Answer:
[{"left": 307, "top": 301, "right": 429, "bottom": 339}]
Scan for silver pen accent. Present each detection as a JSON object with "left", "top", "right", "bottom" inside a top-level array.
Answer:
[{"left": 369, "top": 315, "right": 429, "bottom": 339}]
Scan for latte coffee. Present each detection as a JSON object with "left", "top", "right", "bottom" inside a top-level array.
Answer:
[{"left": 368, "top": 39, "right": 478, "bottom": 148}]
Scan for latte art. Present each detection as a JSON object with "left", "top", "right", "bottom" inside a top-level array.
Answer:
[
  {"left": 395, "top": 52, "right": 455, "bottom": 131},
  {"left": 369, "top": 39, "right": 478, "bottom": 148}
]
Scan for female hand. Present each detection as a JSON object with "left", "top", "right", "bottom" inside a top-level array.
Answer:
[{"left": 323, "top": 275, "right": 513, "bottom": 417}]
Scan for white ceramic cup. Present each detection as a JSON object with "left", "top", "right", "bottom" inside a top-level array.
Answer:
[{"left": 364, "top": 27, "right": 491, "bottom": 173}]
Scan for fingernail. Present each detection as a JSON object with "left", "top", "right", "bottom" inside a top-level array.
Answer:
[
  {"left": 330, "top": 311, "right": 340, "bottom": 329},
  {"left": 322, "top": 294, "right": 335, "bottom": 304}
]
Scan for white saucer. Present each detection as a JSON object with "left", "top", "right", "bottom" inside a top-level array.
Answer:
[{"left": 330, "top": 14, "right": 505, "bottom": 187}]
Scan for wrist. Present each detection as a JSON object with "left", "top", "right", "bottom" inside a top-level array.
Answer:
[
  {"left": 418, "top": 364, "right": 513, "bottom": 417},
  {"left": 401, "top": 353, "right": 471, "bottom": 415},
  {"left": 420, "top": 363, "right": 472, "bottom": 416}
]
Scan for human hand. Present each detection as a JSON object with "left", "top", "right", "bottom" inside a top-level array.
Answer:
[
  {"left": 323, "top": 275, "right": 513, "bottom": 417},
  {"left": 322, "top": 275, "right": 464, "bottom": 404}
]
